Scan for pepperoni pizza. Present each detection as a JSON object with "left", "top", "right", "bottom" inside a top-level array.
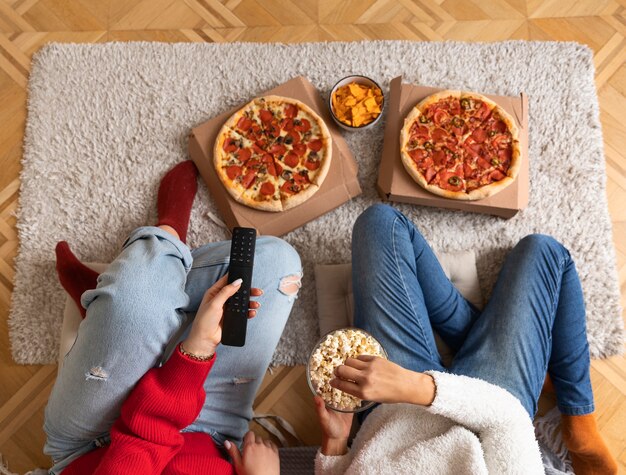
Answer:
[
  {"left": 400, "top": 90, "right": 521, "bottom": 201},
  {"left": 214, "top": 95, "right": 332, "bottom": 211}
]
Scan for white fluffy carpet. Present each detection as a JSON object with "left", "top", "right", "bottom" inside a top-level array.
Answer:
[{"left": 10, "top": 41, "right": 623, "bottom": 365}]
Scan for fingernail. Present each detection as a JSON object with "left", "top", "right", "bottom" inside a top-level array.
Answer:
[
  {"left": 232, "top": 278, "right": 243, "bottom": 286},
  {"left": 224, "top": 440, "right": 231, "bottom": 449}
]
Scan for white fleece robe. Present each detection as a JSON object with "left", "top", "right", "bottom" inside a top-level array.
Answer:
[{"left": 316, "top": 371, "right": 545, "bottom": 475}]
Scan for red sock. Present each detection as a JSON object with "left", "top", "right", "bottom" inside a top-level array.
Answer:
[
  {"left": 55, "top": 241, "right": 99, "bottom": 319},
  {"left": 156, "top": 161, "right": 198, "bottom": 243}
]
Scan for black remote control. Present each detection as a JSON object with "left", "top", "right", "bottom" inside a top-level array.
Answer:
[{"left": 221, "top": 227, "right": 256, "bottom": 347}]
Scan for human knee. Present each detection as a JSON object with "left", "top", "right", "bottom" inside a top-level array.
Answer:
[
  {"left": 519, "top": 234, "right": 565, "bottom": 252},
  {"left": 255, "top": 237, "right": 302, "bottom": 295},
  {"left": 354, "top": 204, "right": 399, "bottom": 232},
  {"left": 256, "top": 236, "right": 300, "bottom": 269},
  {"left": 517, "top": 234, "right": 569, "bottom": 260}
]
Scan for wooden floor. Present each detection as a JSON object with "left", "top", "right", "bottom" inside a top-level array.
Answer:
[{"left": 0, "top": 0, "right": 625, "bottom": 472}]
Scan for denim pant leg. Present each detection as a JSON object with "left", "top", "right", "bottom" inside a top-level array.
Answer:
[
  {"left": 181, "top": 236, "right": 302, "bottom": 447},
  {"left": 450, "top": 235, "right": 594, "bottom": 418},
  {"left": 351, "top": 204, "right": 479, "bottom": 374},
  {"left": 44, "top": 227, "right": 192, "bottom": 472}
]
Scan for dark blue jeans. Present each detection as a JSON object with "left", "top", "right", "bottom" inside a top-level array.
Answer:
[{"left": 352, "top": 204, "right": 594, "bottom": 418}]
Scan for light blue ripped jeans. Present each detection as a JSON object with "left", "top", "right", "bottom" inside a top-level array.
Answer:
[{"left": 43, "top": 227, "right": 302, "bottom": 474}]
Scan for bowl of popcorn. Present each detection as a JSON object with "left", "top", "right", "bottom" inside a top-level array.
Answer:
[
  {"left": 329, "top": 75, "right": 384, "bottom": 131},
  {"left": 307, "top": 327, "right": 387, "bottom": 413}
]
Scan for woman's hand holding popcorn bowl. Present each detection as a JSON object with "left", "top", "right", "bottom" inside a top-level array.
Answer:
[{"left": 308, "top": 328, "right": 437, "bottom": 455}]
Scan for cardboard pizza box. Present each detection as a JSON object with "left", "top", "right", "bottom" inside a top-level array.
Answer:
[
  {"left": 377, "top": 76, "right": 529, "bottom": 219},
  {"left": 189, "top": 76, "right": 362, "bottom": 236}
]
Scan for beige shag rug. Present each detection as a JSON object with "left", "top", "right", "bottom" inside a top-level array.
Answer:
[{"left": 9, "top": 41, "right": 624, "bottom": 365}]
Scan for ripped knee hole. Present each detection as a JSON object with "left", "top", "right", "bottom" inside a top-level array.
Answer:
[
  {"left": 278, "top": 273, "right": 302, "bottom": 297},
  {"left": 86, "top": 366, "right": 108, "bottom": 381}
]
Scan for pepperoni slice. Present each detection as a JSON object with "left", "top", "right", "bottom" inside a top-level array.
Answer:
[
  {"left": 237, "top": 117, "right": 253, "bottom": 132},
  {"left": 471, "top": 128, "right": 487, "bottom": 144},
  {"left": 425, "top": 167, "right": 437, "bottom": 183},
  {"left": 433, "top": 110, "right": 450, "bottom": 126},
  {"left": 487, "top": 119, "right": 507, "bottom": 133},
  {"left": 293, "top": 143, "right": 307, "bottom": 156},
  {"left": 489, "top": 170, "right": 505, "bottom": 181},
  {"left": 236, "top": 148, "right": 251, "bottom": 163},
  {"left": 252, "top": 143, "right": 265, "bottom": 155},
  {"left": 294, "top": 118, "right": 311, "bottom": 133},
  {"left": 241, "top": 170, "right": 256, "bottom": 189},
  {"left": 281, "top": 118, "right": 294, "bottom": 131},
  {"left": 475, "top": 101, "right": 492, "bottom": 121},
  {"left": 260, "top": 181, "right": 275, "bottom": 195},
  {"left": 411, "top": 124, "right": 430, "bottom": 138},
  {"left": 269, "top": 144, "right": 287, "bottom": 156},
  {"left": 408, "top": 148, "right": 426, "bottom": 163},
  {"left": 451, "top": 125, "right": 465, "bottom": 137},
  {"left": 498, "top": 147, "right": 512, "bottom": 162},
  {"left": 284, "top": 152, "right": 299, "bottom": 168},
  {"left": 260, "top": 109, "right": 273, "bottom": 123},
  {"left": 280, "top": 180, "right": 299, "bottom": 195},
  {"left": 284, "top": 103, "right": 298, "bottom": 119},
  {"left": 308, "top": 139, "right": 323, "bottom": 152},
  {"left": 250, "top": 123, "right": 262, "bottom": 137},
  {"left": 437, "top": 170, "right": 464, "bottom": 191},
  {"left": 432, "top": 150, "right": 447, "bottom": 167},
  {"left": 491, "top": 134, "right": 510, "bottom": 149},
  {"left": 223, "top": 137, "right": 239, "bottom": 152},
  {"left": 287, "top": 130, "right": 301, "bottom": 145},
  {"left": 463, "top": 163, "right": 474, "bottom": 178},
  {"left": 449, "top": 99, "right": 461, "bottom": 116},
  {"left": 267, "top": 161, "right": 277, "bottom": 177},
  {"left": 261, "top": 153, "right": 274, "bottom": 163},
  {"left": 431, "top": 128, "right": 448, "bottom": 142},
  {"left": 226, "top": 165, "right": 242, "bottom": 180},
  {"left": 275, "top": 162, "right": 283, "bottom": 175},
  {"left": 305, "top": 159, "right": 320, "bottom": 170},
  {"left": 267, "top": 123, "right": 280, "bottom": 138},
  {"left": 421, "top": 157, "right": 434, "bottom": 169},
  {"left": 246, "top": 158, "right": 261, "bottom": 168},
  {"left": 477, "top": 157, "right": 491, "bottom": 169},
  {"left": 294, "top": 171, "right": 310, "bottom": 185}
]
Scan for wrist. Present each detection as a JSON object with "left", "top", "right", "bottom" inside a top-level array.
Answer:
[
  {"left": 404, "top": 371, "right": 436, "bottom": 406},
  {"left": 321, "top": 437, "right": 348, "bottom": 456},
  {"left": 181, "top": 338, "right": 217, "bottom": 359}
]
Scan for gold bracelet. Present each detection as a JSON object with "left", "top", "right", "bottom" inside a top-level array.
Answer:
[{"left": 179, "top": 342, "right": 215, "bottom": 362}]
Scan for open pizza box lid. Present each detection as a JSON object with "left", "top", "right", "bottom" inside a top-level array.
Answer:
[
  {"left": 377, "top": 76, "right": 529, "bottom": 219},
  {"left": 189, "top": 76, "right": 362, "bottom": 236}
]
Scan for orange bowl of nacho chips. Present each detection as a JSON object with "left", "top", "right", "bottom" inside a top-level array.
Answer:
[{"left": 329, "top": 75, "right": 384, "bottom": 130}]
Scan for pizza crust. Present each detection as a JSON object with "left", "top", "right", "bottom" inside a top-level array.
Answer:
[
  {"left": 416, "top": 89, "right": 462, "bottom": 112},
  {"left": 460, "top": 91, "right": 499, "bottom": 112},
  {"left": 238, "top": 190, "right": 283, "bottom": 212},
  {"left": 283, "top": 183, "right": 320, "bottom": 211}
]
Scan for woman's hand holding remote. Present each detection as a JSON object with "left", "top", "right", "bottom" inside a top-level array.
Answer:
[
  {"left": 183, "top": 275, "right": 263, "bottom": 357},
  {"left": 330, "top": 355, "right": 436, "bottom": 406}
]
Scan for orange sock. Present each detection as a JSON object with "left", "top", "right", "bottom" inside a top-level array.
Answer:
[{"left": 561, "top": 413, "right": 617, "bottom": 475}]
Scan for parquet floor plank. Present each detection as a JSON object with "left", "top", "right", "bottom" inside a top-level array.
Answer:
[
  {"left": 20, "top": 0, "right": 108, "bottom": 31},
  {"left": 0, "top": 2, "right": 624, "bottom": 472},
  {"left": 440, "top": 0, "right": 526, "bottom": 20}
]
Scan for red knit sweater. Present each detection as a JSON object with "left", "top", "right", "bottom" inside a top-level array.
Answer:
[{"left": 63, "top": 347, "right": 235, "bottom": 474}]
